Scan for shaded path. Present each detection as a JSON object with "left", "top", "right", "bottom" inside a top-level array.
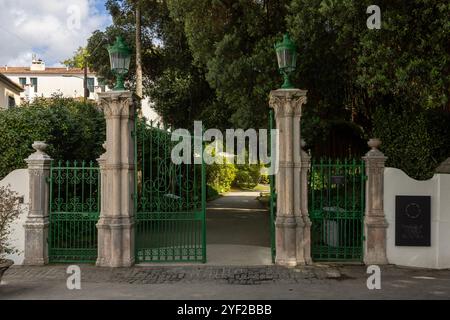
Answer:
[{"left": 206, "top": 191, "right": 272, "bottom": 265}]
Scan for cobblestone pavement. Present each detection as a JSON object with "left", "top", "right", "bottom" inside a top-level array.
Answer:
[
  {"left": 0, "top": 264, "right": 450, "bottom": 300},
  {"left": 2, "top": 264, "right": 341, "bottom": 285},
  {"left": 2, "top": 264, "right": 450, "bottom": 299}
]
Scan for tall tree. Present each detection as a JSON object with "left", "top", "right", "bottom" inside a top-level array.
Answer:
[
  {"left": 61, "top": 47, "right": 89, "bottom": 68},
  {"left": 134, "top": 0, "right": 143, "bottom": 99}
]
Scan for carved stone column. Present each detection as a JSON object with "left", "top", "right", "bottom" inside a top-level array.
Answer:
[
  {"left": 363, "top": 138, "right": 388, "bottom": 265},
  {"left": 269, "top": 88, "right": 308, "bottom": 267},
  {"left": 96, "top": 91, "right": 135, "bottom": 267},
  {"left": 299, "top": 139, "right": 312, "bottom": 264},
  {"left": 23, "top": 141, "right": 52, "bottom": 265}
]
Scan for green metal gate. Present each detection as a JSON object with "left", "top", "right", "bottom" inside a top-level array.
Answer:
[
  {"left": 48, "top": 160, "right": 100, "bottom": 263},
  {"left": 308, "top": 159, "right": 366, "bottom": 261},
  {"left": 134, "top": 118, "right": 206, "bottom": 263}
]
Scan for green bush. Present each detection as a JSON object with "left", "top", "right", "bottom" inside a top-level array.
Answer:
[
  {"left": 373, "top": 106, "right": 450, "bottom": 180},
  {"left": 259, "top": 166, "right": 270, "bottom": 184},
  {"left": 234, "top": 164, "right": 261, "bottom": 190},
  {"left": 0, "top": 96, "right": 105, "bottom": 179},
  {"left": 206, "top": 158, "right": 237, "bottom": 194},
  {"left": 206, "top": 185, "right": 220, "bottom": 201}
]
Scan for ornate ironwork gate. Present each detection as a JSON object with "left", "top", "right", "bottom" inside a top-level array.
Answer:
[
  {"left": 308, "top": 159, "right": 366, "bottom": 261},
  {"left": 48, "top": 160, "right": 100, "bottom": 263},
  {"left": 134, "top": 119, "right": 206, "bottom": 263}
]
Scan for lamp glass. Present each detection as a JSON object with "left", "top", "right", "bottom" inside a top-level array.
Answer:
[
  {"left": 107, "top": 36, "right": 131, "bottom": 90},
  {"left": 274, "top": 33, "right": 297, "bottom": 88}
]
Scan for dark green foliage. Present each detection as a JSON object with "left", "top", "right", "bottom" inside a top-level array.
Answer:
[
  {"left": 206, "top": 184, "right": 220, "bottom": 201},
  {"left": 374, "top": 106, "right": 450, "bottom": 180},
  {"left": 234, "top": 164, "right": 261, "bottom": 190},
  {"left": 288, "top": 0, "right": 450, "bottom": 171},
  {"left": 260, "top": 172, "right": 270, "bottom": 185},
  {"left": 0, "top": 96, "right": 105, "bottom": 179},
  {"left": 206, "top": 155, "right": 237, "bottom": 194},
  {"left": 79, "top": 0, "right": 450, "bottom": 177}
]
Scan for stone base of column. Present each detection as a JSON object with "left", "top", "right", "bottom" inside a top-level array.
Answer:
[
  {"left": 275, "top": 216, "right": 298, "bottom": 267},
  {"left": 96, "top": 217, "right": 135, "bottom": 267},
  {"left": 295, "top": 216, "right": 306, "bottom": 265},
  {"left": 22, "top": 218, "right": 49, "bottom": 265},
  {"left": 302, "top": 218, "right": 312, "bottom": 265},
  {"left": 364, "top": 216, "right": 389, "bottom": 265}
]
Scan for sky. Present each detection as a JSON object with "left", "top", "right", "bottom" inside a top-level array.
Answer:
[{"left": 0, "top": 0, "right": 112, "bottom": 67}]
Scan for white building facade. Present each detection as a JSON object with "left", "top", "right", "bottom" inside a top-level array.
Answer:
[
  {"left": 0, "top": 57, "right": 106, "bottom": 102},
  {"left": 0, "top": 73, "right": 23, "bottom": 109}
]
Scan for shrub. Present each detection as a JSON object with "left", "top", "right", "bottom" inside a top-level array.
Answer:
[
  {"left": 0, "top": 96, "right": 105, "bottom": 179},
  {"left": 206, "top": 160, "right": 237, "bottom": 194},
  {"left": 206, "top": 185, "right": 220, "bottom": 201},
  {"left": 373, "top": 106, "right": 450, "bottom": 180},
  {"left": 0, "top": 185, "right": 21, "bottom": 260},
  {"left": 234, "top": 164, "right": 261, "bottom": 189},
  {"left": 259, "top": 166, "right": 270, "bottom": 184}
]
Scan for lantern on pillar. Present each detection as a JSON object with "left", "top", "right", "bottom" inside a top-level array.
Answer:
[
  {"left": 107, "top": 36, "right": 131, "bottom": 91},
  {"left": 274, "top": 33, "right": 297, "bottom": 89}
]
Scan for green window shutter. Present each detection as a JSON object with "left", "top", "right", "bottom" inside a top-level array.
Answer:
[
  {"left": 87, "top": 77, "right": 94, "bottom": 93},
  {"left": 30, "top": 77, "right": 38, "bottom": 93}
]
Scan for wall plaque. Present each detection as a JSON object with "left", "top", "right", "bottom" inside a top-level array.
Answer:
[{"left": 395, "top": 195, "right": 431, "bottom": 246}]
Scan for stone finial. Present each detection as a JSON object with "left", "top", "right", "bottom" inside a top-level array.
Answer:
[
  {"left": 32, "top": 141, "right": 48, "bottom": 153},
  {"left": 365, "top": 138, "right": 385, "bottom": 158},
  {"left": 300, "top": 139, "right": 306, "bottom": 149},
  {"left": 368, "top": 138, "right": 381, "bottom": 149},
  {"left": 26, "top": 141, "right": 52, "bottom": 162},
  {"left": 300, "top": 138, "right": 310, "bottom": 159}
]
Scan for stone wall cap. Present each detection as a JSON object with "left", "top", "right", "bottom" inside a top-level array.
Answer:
[
  {"left": 270, "top": 88, "right": 307, "bottom": 97},
  {"left": 97, "top": 90, "right": 132, "bottom": 99},
  {"left": 435, "top": 157, "right": 450, "bottom": 174}
]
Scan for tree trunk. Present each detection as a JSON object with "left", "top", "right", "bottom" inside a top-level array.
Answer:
[{"left": 135, "top": 0, "right": 143, "bottom": 102}]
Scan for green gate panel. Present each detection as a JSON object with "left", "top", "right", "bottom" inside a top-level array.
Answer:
[
  {"left": 134, "top": 118, "right": 206, "bottom": 263},
  {"left": 48, "top": 160, "right": 100, "bottom": 263},
  {"left": 309, "top": 158, "right": 366, "bottom": 262}
]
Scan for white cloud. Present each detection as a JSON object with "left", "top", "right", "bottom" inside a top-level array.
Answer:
[{"left": 0, "top": 0, "right": 111, "bottom": 67}]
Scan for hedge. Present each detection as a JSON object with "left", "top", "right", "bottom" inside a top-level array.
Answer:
[
  {"left": 0, "top": 96, "right": 105, "bottom": 179},
  {"left": 373, "top": 106, "right": 450, "bottom": 180}
]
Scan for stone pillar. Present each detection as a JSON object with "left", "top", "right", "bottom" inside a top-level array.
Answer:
[
  {"left": 23, "top": 141, "right": 52, "bottom": 265},
  {"left": 269, "top": 88, "right": 308, "bottom": 267},
  {"left": 363, "top": 138, "right": 388, "bottom": 265},
  {"left": 96, "top": 91, "right": 135, "bottom": 267},
  {"left": 299, "top": 139, "right": 312, "bottom": 264}
]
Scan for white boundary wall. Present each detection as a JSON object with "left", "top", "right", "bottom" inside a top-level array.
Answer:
[
  {"left": 384, "top": 168, "right": 450, "bottom": 269},
  {"left": 0, "top": 169, "right": 29, "bottom": 265}
]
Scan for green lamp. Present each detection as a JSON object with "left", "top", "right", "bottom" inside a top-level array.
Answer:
[
  {"left": 107, "top": 36, "right": 131, "bottom": 91},
  {"left": 274, "top": 33, "right": 297, "bottom": 89}
]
